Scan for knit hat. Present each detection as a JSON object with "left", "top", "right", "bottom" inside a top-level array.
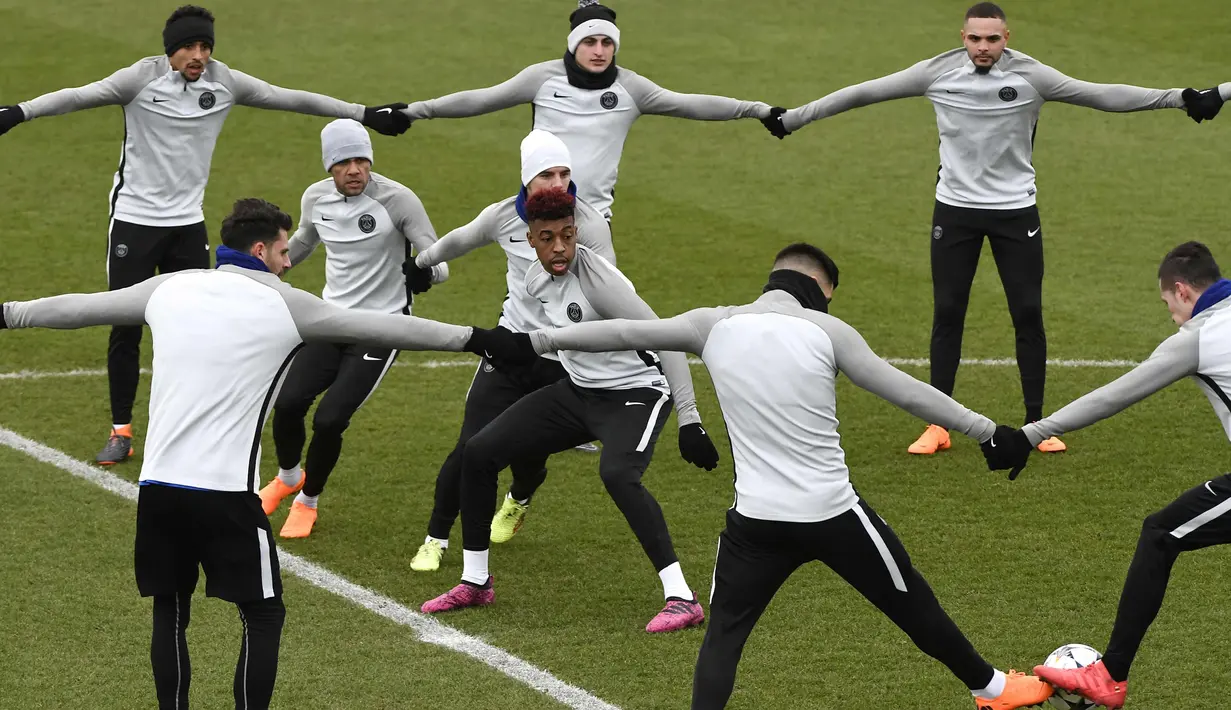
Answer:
[
  {"left": 567, "top": 1, "right": 619, "bottom": 55},
  {"left": 520, "top": 129, "right": 571, "bottom": 187},
  {"left": 320, "top": 119, "right": 373, "bottom": 172}
]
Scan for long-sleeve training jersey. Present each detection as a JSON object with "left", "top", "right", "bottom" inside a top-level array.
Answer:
[
  {"left": 783, "top": 49, "right": 1202, "bottom": 210},
  {"left": 19, "top": 56, "right": 365, "bottom": 227},
  {"left": 2, "top": 267, "right": 472, "bottom": 493},
  {"left": 528, "top": 290, "right": 996, "bottom": 523},
  {"left": 402, "top": 61, "right": 769, "bottom": 217}
]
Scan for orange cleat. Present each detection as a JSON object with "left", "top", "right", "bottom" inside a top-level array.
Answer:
[
  {"left": 973, "top": 670, "right": 1054, "bottom": 710},
  {"left": 1036, "top": 437, "right": 1067, "bottom": 453},
  {"left": 259, "top": 471, "right": 305, "bottom": 515},
  {"left": 1033, "top": 661, "right": 1126, "bottom": 709},
  {"left": 908, "top": 424, "right": 951, "bottom": 455},
  {"left": 279, "top": 501, "right": 318, "bottom": 538}
]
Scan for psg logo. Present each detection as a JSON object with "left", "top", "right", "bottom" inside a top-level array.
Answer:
[
  {"left": 998, "top": 86, "right": 1018, "bottom": 102},
  {"left": 114, "top": 243, "right": 129, "bottom": 258},
  {"left": 358, "top": 214, "right": 376, "bottom": 233},
  {"left": 198, "top": 91, "right": 216, "bottom": 110},
  {"left": 931, "top": 225, "right": 943, "bottom": 240},
  {"left": 600, "top": 91, "right": 619, "bottom": 110},
  {"left": 567, "top": 302, "right": 583, "bottom": 322}
]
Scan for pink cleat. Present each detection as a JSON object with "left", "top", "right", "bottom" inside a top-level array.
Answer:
[
  {"left": 646, "top": 596, "right": 705, "bottom": 633},
  {"left": 421, "top": 580, "right": 494, "bottom": 614}
]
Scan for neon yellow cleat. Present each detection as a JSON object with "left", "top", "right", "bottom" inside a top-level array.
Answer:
[
  {"left": 490, "top": 495, "right": 529, "bottom": 544},
  {"left": 411, "top": 539, "right": 446, "bottom": 572}
]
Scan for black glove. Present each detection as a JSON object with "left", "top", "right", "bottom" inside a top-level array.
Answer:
[
  {"left": 403, "top": 260, "right": 434, "bottom": 294},
  {"left": 1182, "top": 87, "right": 1225, "bottom": 124},
  {"left": 463, "top": 326, "right": 538, "bottom": 369},
  {"left": 980, "top": 425, "right": 1032, "bottom": 480},
  {"left": 760, "top": 106, "right": 789, "bottom": 139},
  {"left": 678, "top": 423, "right": 720, "bottom": 471},
  {"left": 0, "top": 106, "right": 25, "bottom": 136},
  {"left": 362, "top": 103, "right": 412, "bottom": 136},
  {"left": 0, "top": 303, "right": 8, "bottom": 329}
]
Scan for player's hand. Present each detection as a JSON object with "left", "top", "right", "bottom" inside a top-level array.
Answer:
[
  {"left": 1182, "top": 88, "right": 1224, "bottom": 123},
  {"left": 363, "top": 103, "right": 412, "bottom": 136},
  {"left": 0, "top": 303, "right": 9, "bottom": 329},
  {"left": 980, "top": 425, "right": 1032, "bottom": 480},
  {"left": 760, "top": 107, "right": 789, "bottom": 140},
  {"left": 463, "top": 326, "right": 537, "bottom": 368},
  {"left": 0, "top": 106, "right": 25, "bottom": 136},
  {"left": 403, "top": 261, "right": 434, "bottom": 294},
  {"left": 678, "top": 423, "right": 720, "bottom": 471}
]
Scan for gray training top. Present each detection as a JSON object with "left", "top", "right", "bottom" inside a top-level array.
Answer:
[
  {"left": 529, "top": 289, "right": 996, "bottom": 523},
  {"left": 19, "top": 56, "right": 365, "bottom": 227}
]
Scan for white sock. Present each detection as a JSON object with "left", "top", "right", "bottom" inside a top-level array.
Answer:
[
  {"left": 113, "top": 423, "right": 130, "bottom": 432},
  {"left": 294, "top": 492, "right": 319, "bottom": 509},
  {"left": 277, "top": 466, "right": 301, "bottom": 485},
  {"left": 972, "top": 669, "right": 1007, "bottom": 700},
  {"left": 461, "top": 549, "right": 489, "bottom": 586},
  {"left": 511, "top": 493, "right": 530, "bottom": 506},
  {"left": 425, "top": 535, "right": 448, "bottom": 550},
  {"left": 658, "top": 562, "right": 692, "bottom": 600}
]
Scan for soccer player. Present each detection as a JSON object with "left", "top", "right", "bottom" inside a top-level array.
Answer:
[
  {"left": 0, "top": 198, "right": 526, "bottom": 710},
  {"left": 976, "top": 243, "right": 1231, "bottom": 710},
  {"left": 0, "top": 5, "right": 411, "bottom": 467},
  {"left": 514, "top": 243, "right": 1053, "bottom": 708},
  {"left": 399, "top": 0, "right": 781, "bottom": 220},
  {"left": 421, "top": 188, "right": 721, "bottom": 634},
  {"left": 256, "top": 119, "right": 448, "bottom": 539},
  {"left": 408, "top": 129, "right": 615, "bottom": 572},
  {"left": 770, "top": 2, "right": 1228, "bottom": 457}
]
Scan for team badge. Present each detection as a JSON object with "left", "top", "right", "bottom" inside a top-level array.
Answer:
[
  {"left": 199, "top": 91, "right": 216, "bottom": 110},
  {"left": 483, "top": 361, "right": 495, "bottom": 373},
  {"left": 358, "top": 214, "right": 376, "bottom": 233},
  {"left": 600, "top": 91, "right": 619, "bottom": 110},
  {"left": 931, "top": 226, "right": 943, "bottom": 240},
  {"left": 114, "top": 244, "right": 129, "bottom": 258},
  {"left": 998, "top": 87, "right": 1018, "bottom": 102},
  {"left": 567, "top": 302, "right": 583, "bottom": 322}
]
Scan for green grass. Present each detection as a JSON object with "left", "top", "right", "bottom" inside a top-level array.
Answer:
[{"left": 2, "top": 0, "right": 1230, "bottom": 708}]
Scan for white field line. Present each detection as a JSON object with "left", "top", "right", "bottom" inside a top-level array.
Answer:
[
  {"left": 0, "top": 356, "right": 1139, "bottom": 382},
  {"left": 0, "top": 426, "right": 620, "bottom": 710}
]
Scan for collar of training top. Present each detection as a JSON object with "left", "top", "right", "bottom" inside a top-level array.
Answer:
[
  {"left": 215, "top": 245, "right": 270, "bottom": 273},
  {"left": 1192, "top": 278, "right": 1231, "bottom": 318},
  {"left": 563, "top": 52, "right": 618, "bottom": 90},
  {"left": 515, "top": 181, "right": 578, "bottom": 223},
  {"left": 762, "top": 269, "right": 829, "bottom": 313}
]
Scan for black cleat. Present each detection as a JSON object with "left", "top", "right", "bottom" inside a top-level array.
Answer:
[{"left": 96, "top": 430, "right": 134, "bottom": 466}]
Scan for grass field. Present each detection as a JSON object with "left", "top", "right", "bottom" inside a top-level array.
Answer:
[{"left": 2, "top": 0, "right": 1231, "bottom": 707}]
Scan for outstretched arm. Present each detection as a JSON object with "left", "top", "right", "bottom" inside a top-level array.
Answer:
[
  {"left": 1021, "top": 62, "right": 1184, "bottom": 111},
  {"left": 824, "top": 315, "right": 996, "bottom": 441},
  {"left": 2, "top": 273, "right": 177, "bottom": 329},
  {"left": 279, "top": 288, "right": 472, "bottom": 351},
  {"left": 1022, "top": 329, "right": 1198, "bottom": 445},
  {"left": 401, "top": 62, "right": 557, "bottom": 121},
  {"left": 780, "top": 57, "right": 937, "bottom": 133},
  {"left": 18, "top": 60, "right": 156, "bottom": 120},
  {"left": 226, "top": 69, "right": 364, "bottom": 119},
  {"left": 416, "top": 204, "right": 498, "bottom": 268},
  {"left": 387, "top": 188, "right": 448, "bottom": 284},
  {"left": 621, "top": 71, "right": 770, "bottom": 120},
  {"left": 529, "top": 308, "right": 721, "bottom": 357}
]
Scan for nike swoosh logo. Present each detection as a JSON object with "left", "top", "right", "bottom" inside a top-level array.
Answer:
[
  {"left": 945, "top": 90, "right": 965, "bottom": 94},
  {"left": 152, "top": 97, "right": 169, "bottom": 103},
  {"left": 0, "top": 108, "right": 9, "bottom": 113},
  {"left": 510, "top": 239, "right": 526, "bottom": 243},
  {"left": 625, "top": 401, "right": 646, "bottom": 406},
  {"left": 1206, "top": 481, "right": 1217, "bottom": 496},
  {"left": 1028, "top": 227, "right": 1041, "bottom": 237},
  {"left": 553, "top": 92, "right": 570, "bottom": 98},
  {"left": 377, "top": 107, "right": 393, "bottom": 114},
  {"left": 321, "top": 216, "right": 333, "bottom": 221},
  {"left": 989, "top": 438, "right": 997, "bottom": 448},
  {"left": 538, "top": 299, "right": 549, "bottom": 304},
  {"left": 362, "top": 354, "right": 382, "bottom": 362},
  {"left": 1200, "top": 89, "right": 1214, "bottom": 95}
]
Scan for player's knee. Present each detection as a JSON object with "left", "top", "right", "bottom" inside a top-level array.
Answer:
[
  {"left": 310, "top": 410, "right": 352, "bottom": 436},
  {"left": 598, "top": 463, "right": 637, "bottom": 490},
  {"left": 1009, "top": 300, "right": 1043, "bottom": 329},
  {"left": 240, "top": 596, "right": 286, "bottom": 632},
  {"left": 932, "top": 296, "right": 968, "bottom": 324},
  {"left": 461, "top": 431, "right": 501, "bottom": 473},
  {"left": 1141, "top": 510, "right": 1175, "bottom": 541}
]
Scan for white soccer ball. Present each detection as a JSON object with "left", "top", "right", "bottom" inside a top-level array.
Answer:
[{"left": 1042, "top": 644, "right": 1103, "bottom": 710}]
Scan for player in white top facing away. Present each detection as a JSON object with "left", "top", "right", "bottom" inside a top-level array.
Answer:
[
  {"left": 0, "top": 4, "right": 412, "bottom": 470},
  {"left": 510, "top": 243, "right": 1054, "bottom": 709},
  {"left": 0, "top": 198, "right": 525, "bottom": 710},
  {"left": 420, "top": 187, "right": 721, "bottom": 634},
  {"left": 400, "top": 1, "right": 783, "bottom": 221},
  {"left": 768, "top": 2, "right": 1230, "bottom": 458},
  {"left": 407, "top": 129, "right": 615, "bottom": 572},
  {"left": 257, "top": 119, "right": 448, "bottom": 539}
]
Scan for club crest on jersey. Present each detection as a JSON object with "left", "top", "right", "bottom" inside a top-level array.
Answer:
[
  {"left": 998, "top": 87, "right": 1018, "bottom": 102},
  {"left": 358, "top": 214, "right": 376, "bottom": 233},
  {"left": 931, "top": 226, "right": 943, "bottom": 240},
  {"left": 199, "top": 91, "right": 216, "bottom": 110},
  {"left": 600, "top": 91, "right": 619, "bottom": 110},
  {"left": 567, "top": 302, "right": 583, "bottom": 322},
  {"left": 114, "top": 243, "right": 129, "bottom": 258},
  {"left": 483, "top": 361, "right": 495, "bottom": 373}
]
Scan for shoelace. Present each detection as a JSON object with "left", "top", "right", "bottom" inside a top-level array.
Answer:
[
  {"left": 662, "top": 600, "right": 697, "bottom": 616},
  {"left": 106, "top": 433, "right": 128, "bottom": 446}
]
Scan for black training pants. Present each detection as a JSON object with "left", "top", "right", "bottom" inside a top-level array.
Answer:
[
  {"left": 459, "top": 380, "right": 677, "bottom": 572},
  {"left": 692, "top": 505, "right": 994, "bottom": 709},
  {"left": 1102, "top": 474, "right": 1231, "bottom": 682},
  {"left": 107, "top": 219, "right": 210, "bottom": 424},
  {"left": 929, "top": 201, "right": 1046, "bottom": 422},
  {"left": 426, "top": 356, "right": 568, "bottom": 540}
]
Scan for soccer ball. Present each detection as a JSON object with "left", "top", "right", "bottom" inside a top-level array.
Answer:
[{"left": 1042, "top": 644, "right": 1103, "bottom": 709}]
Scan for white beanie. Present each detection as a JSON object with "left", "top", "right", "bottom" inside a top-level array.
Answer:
[
  {"left": 568, "top": 19, "right": 620, "bottom": 55},
  {"left": 320, "top": 118, "right": 373, "bottom": 172},
  {"left": 520, "top": 130, "right": 572, "bottom": 187}
]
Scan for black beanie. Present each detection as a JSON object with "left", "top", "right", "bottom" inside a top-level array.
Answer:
[
  {"left": 163, "top": 14, "right": 215, "bottom": 56},
  {"left": 569, "top": 2, "right": 616, "bottom": 29}
]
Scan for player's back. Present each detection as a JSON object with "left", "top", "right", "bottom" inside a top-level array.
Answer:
[{"left": 141, "top": 268, "right": 303, "bottom": 492}]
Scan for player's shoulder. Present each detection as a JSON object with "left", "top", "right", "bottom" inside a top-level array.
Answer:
[
  {"left": 998, "top": 48, "right": 1044, "bottom": 70},
  {"left": 526, "top": 59, "right": 567, "bottom": 77},
  {"left": 302, "top": 177, "right": 335, "bottom": 202},
  {"left": 575, "top": 197, "right": 606, "bottom": 223},
  {"left": 200, "top": 57, "right": 235, "bottom": 81},
  {"left": 917, "top": 48, "right": 969, "bottom": 76},
  {"left": 120, "top": 56, "right": 170, "bottom": 86},
  {"left": 368, "top": 172, "right": 417, "bottom": 199}
]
